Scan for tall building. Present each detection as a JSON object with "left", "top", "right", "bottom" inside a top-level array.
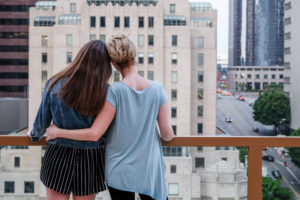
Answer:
[
  {"left": 0, "top": 1, "right": 247, "bottom": 199},
  {"left": 229, "top": 0, "right": 284, "bottom": 67},
  {"left": 0, "top": 0, "right": 37, "bottom": 97},
  {"left": 284, "top": 0, "right": 300, "bottom": 130},
  {"left": 228, "top": 0, "right": 285, "bottom": 91}
]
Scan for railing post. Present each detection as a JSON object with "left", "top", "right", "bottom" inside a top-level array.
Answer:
[{"left": 248, "top": 146, "right": 262, "bottom": 200}]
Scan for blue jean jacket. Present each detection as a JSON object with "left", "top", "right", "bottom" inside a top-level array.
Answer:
[{"left": 30, "top": 79, "right": 106, "bottom": 149}]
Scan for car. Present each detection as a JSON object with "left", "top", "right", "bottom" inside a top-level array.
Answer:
[
  {"left": 225, "top": 116, "right": 232, "bottom": 123},
  {"left": 262, "top": 147, "right": 268, "bottom": 151},
  {"left": 271, "top": 170, "right": 281, "bottom": 179},
  {"left": 217, "top": 89, "right": 222, "bottom": 94},
  {"left": 281, "top": 149, "right": 290, "bottom": 157},
  {"left": 238, "top": 96, "right": 245, "bottom": 101},
  {"left": 262, "top": 155, "right": 275, "bottom": 162},
  {"left": 253, "top": 127, "right": 259, "bottom": 132}
]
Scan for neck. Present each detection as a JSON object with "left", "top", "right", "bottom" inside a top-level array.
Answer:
[{"left": 120, "top": 64, "right": 136, "bottom": 79}]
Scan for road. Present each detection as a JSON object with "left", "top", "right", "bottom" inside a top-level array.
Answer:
[
  {"left": 217, "top": 94, "right": 274, "bottom": 136},
  {"left": 217, "top": 94, "right": 300, "bottom": 199}
]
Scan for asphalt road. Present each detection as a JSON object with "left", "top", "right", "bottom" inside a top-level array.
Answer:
[
  {"left": 216, "top": 94, "right": 300, "bottom": 199},
  {"left": 217, "top": 94, "right": 274, "bottom": 136}
]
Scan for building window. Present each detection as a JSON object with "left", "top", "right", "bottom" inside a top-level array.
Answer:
[
  {"left": 198, "top": 71, "right": 203, "bottom": 82},
  {"left": 42, "top": 53, "right": 47, "bottom": 64},
  {"left": 198, "top": 88, "right": 203, "bottom": 99},
  {"left": 42, "top": 70, "right": 47, "bottom": 82},
  {"left": 90, "top": 16, "right": 96, "bottom": 27},
  {"left": 171, "top": 107, "right": 177, "bottom": 118},
  {"left": 255, "top": 82, "right": 260, "bottom": 90},
  {"left": 263, "top": 82, "right": 268, "bottom": 89},
  {"left": 272, "top": 74, "right": 276, "bottom": 79},
  {"left": 198, "top": 53, "right": 204, "bottom": 66},
  {"left": 197, "top": 123, "right": 203, "bottom": 134},
  {"left": 14, "top": 157, "right": 20, "bottom": 167},
  {"left": 171, "top": 71, "right": 177, "bottom": 83},
  {"left": 195, "top": 157, "right": 205, "bottom": 168},
  {"left": 41, "top": 35, "right": 48, "bottom": 47},
  {"left": 197, "top": 146, "right": 203, "bottom": 151},
  {"left": 170, "top": 4, "right": 176, "bottom": 13},
  {"left": 170, "top": 165, "right": 176, "bottom": 173},
  {"left": 66, "top": 52, "right": 72, "bottom": 64},
  {"left": 114, "top": 17, "right": 120, "bottom": 27},
  {"left": 284, "top": 47, "right": 291, "bottom": 55},
  {"left": 148, "top": 35, "right": 154, "bottom": 46},
  {"left": 279, "top": 74, "right": 284, "bottom": 79},
  {"left": 100, "top": 16, "right": 106, "bottom": 27},
  {"left": 89, "top": 34, "right": 96, "bottom": 41},
  {"left": 172, "top": 125, "right": 177, "bottom": 135},
  {"left": 285, "top": 2, "right": 292, "bottom": 10},
  {"left": 285, "top": 17, "right": 291, "bottom": 25},
  {"left": 99, "top": 34, "right": 106, "bottom": 42},
  {"left": 138, "top": 17, "right": 144, "bottom": 28},
  {"left": 66, "top": 34, "right": 72, "bottom": 46},
  {"left": 285, "top": 32, "right": 291, "bottom": 40},
  {"left": 70, "top": 3, "right": 76, "bottom": 13},
  {"left": 148, "top": 53, "right": 154, "bottom": 64},
  {"left": 247, "top": 74, "right": 251, "bottom": 79},
  {"left": 148, "top": 16, "right": 154, "bottom": 28},
  {"left": 197, "top": 37, "right": 204, "bottom": 48},
  {"left": 114, "top": 71, "right": 120, "bottom": 82},
  {"left": 284, "top": 62, "right": 291, "bottom": 69},
  {"left": 264, "top": 74, "right": 268, "bottom": 79},
  {"left": 138, "top": 35, "right": 144, "bottom": 47},
  {"left": 222, "top": 157, "right": 228, "bottom": 161},
  {"left": 197, "top": 106, "right": 203, "bottom": 117},
  {"left": 4, "top": 182, "right": 14, "bottom": 193},
  {"left": 124, "top": 16, "right": 130, "bottom": 28},
  {"left": 138, "top": 53, "right": 144, "bottom": 64},
  {"left": 24, "top": 182, "right": 34, "bottom": 193},
  {"left": 255, "top": 74, "right": 260, "bottom": 79},
  {"left": 171, "top": 53, "right": 177, "bottom": 64},
  {"left": 168, "top": 183, "right": 179, "bottom": 196},
  {"left": 172, "top": 35, "right": 177, "bottom": 46},
  {"left": 171, "top": 89, "right": 177, "bottom": 100},
  {"left": 147, "top": 71, "right": 154, "bottom": 80},
  {"left": 138, "top": 71, "right": 144, "bottom": 77}
]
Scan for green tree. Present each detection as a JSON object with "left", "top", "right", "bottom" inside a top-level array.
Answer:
[
  {"left": 237, "top": 147, "right": 248, "bottom": 163},
  {"left": 264, "top": 83, "right": 284, "bottom": 93},
  {"left": 262, "top": 177, "right": 292, "bottom": 200},
  {"left": 253, "top": 90, "right": 290, "bottom": 134},
  {"left": 287, "top": 128, "right": 300, "bottom": 168}
]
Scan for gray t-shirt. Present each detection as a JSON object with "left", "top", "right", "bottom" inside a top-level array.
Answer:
[{"left": 105, "top": 81, "right": 168, "bottom": 200}]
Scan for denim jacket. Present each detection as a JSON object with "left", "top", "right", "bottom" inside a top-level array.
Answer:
[{"left": 30, "top": 79, "right": 106, "bottom": 149}]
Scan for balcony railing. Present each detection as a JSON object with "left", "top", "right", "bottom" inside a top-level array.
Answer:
[{"left": 1, "top": 135, "right": 300, "bottom": 200}]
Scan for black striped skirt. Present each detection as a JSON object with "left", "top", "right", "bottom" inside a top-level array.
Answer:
[{"left": 40, "top": 144, "right": 106, "bottom": 196}]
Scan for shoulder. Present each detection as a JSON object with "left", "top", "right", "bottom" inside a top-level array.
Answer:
[{"left": 152, "top": 81, "right": 165, "bottom": 91}]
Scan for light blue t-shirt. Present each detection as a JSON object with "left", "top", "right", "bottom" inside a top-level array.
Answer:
[{"left": 105, "top": 81, "right": 168, "bottom": 200}]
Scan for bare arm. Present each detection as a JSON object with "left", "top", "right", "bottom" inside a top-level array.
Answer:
[
  {"left": 46, "top": 101, "right": 116, "bottom": 142},
  {"left": 157, "top": 102, "right": 174, "bottom": 141}
]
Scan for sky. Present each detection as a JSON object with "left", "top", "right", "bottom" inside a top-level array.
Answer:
[{"left": 189, "top": 0, "right": 229, "bottom": 56}]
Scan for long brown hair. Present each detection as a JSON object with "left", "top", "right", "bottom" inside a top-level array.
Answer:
[{"left": 49, "top": 40, "right": 112, "bottom": 116}]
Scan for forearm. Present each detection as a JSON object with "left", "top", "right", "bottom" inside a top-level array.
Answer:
[{"left": 57, "top": 128, "right": 101, "bottom": 142}]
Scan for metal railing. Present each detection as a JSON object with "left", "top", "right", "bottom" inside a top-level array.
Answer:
[{"left": 1, "top": 135, "right": 300, "bottom": 200}]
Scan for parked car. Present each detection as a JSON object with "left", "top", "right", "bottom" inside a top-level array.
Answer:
[
  {"left": 262, "top": 155, "right": 275, "bottom": 162},
  {"left": 262, "top": 147, "right": 268, "bottom": 151},
  {"left": 225, "top": 116, "right": 233, "bottom": 123},
  {"left": 271, "top": 170, "right": 281, "bottom": 179},
  {"left": 253, "top": 127, "right": 259, "bottom": 132}
]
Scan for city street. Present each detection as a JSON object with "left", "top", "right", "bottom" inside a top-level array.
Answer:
[{"left": 217, "top": 94, "right": 300, "bottom": 199}]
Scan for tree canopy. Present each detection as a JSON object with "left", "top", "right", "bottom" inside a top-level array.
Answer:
[
  {"left": 253, "top": 90, "right": 290, "bottom": 134},
  {"left": 288, "top": 128, "right": 300, "bottom": 168},
  {"left": 262, "top": 177, "right": 292, "bottom": 200}
]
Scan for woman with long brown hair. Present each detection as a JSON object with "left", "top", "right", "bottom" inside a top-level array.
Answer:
[{"left": 27, "top": 40, "right": 112, "bottom": 200}]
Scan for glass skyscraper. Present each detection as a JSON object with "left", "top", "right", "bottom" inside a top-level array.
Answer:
[{"left": 229, "top": 0, "right": 284, "bottom": 66}]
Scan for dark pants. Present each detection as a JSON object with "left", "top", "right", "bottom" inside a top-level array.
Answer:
[{"left": 108, "top": 186, "right": 155, "bottom": 200}]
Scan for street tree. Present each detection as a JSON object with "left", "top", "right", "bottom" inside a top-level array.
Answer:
[
  {"left": 288, "top": 128, "right": 300, "bottom": 168},
  {"left": 253, "top": 90, "right": 290, "bottom": 134},
  {"left": 262, "top": 177, "right": 292, "bottom": 200}
]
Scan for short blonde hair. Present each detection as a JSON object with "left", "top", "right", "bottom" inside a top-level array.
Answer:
[{"left": 106, "top": 33, "right": 136, "bottom": 69}]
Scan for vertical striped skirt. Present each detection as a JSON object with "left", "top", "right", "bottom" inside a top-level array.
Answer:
[{"left": 40, "top": 144, "right": 106, "bottom": 196}]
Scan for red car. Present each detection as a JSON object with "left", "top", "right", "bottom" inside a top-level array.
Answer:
[{"left": 238, "top": 96, "right": 245, "bottom": 101}]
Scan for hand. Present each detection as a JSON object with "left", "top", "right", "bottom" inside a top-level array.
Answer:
[
  {"left": 26, "top": 130, "right": 31, "bottom": 137},
  {"left": 46, "top": 124, "right": 60, "bottom": 141}
]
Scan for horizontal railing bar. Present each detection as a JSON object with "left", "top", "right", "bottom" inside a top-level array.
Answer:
[{"left": 0, "top": 136, "right": 300, "bottom": 147}]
